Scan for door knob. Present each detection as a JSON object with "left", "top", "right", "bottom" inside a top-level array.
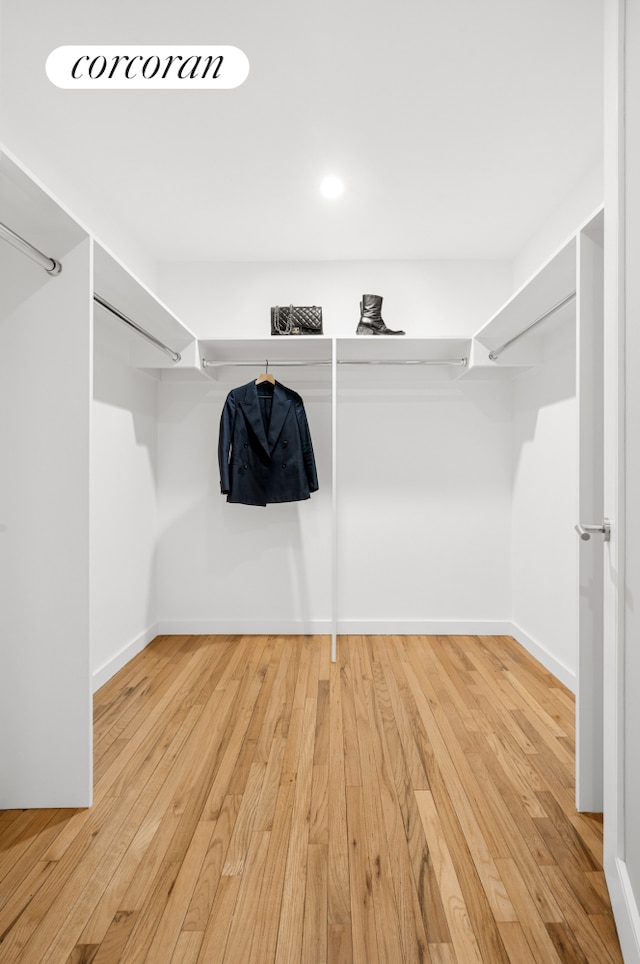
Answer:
[{"left": 575, "top": 519, "right": 611, "bottom": 542}]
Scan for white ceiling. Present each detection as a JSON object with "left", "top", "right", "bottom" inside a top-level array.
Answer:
[{"left": 1, "top": 0, "right": 604, "bottom": 263}]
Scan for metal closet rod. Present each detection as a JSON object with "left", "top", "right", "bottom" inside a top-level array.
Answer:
[
  {"left": 488, "top": 291, "right": 576, "bottom": 361},
  {"left": 0, "top": 218, "right": 62, "bottom": 275},
  {"left": 202, "top": 357, "right": 468, "bottom": 368},
  {"left": 94, "top": 294, "right": 182, "bottom": 363},
  {"left": 340, "top": 357, "right": 468, "bottom": 367}
]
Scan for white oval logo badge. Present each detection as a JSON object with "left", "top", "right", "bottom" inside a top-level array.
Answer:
[{"left": 46, "top": 46, "right": 249, "bottom": 89}]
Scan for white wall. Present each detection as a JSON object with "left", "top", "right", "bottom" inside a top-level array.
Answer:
[
  {"left": 512, "top": 161, "right": 603, "bottom": 290},
  {"left": 337, "top": 374, "right": 512, "bottom": 631},
  {"left": 91, "top": 312, "right": 160, "bottom": 690},
  {"left": 158, "top": 259, "right": 513, "bottom": 339},
  {"left": 510, "top": 319, "right": 578, "bottom": 687},
  {"left": 0, "top": 237, "right": 93, "bottom": 807}
]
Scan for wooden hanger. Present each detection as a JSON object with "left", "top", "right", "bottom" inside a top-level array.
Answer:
[{"left": 256, "top": 361, "right": 275, "bottom": 385}]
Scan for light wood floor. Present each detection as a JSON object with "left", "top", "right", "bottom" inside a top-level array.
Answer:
[{"left": 0, "top": 634, "right": 624, "bottom": 963}]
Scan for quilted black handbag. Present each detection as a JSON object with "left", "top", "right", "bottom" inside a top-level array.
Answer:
[{"left": 271, "top": 305, "right": 323, "bottom": 335}]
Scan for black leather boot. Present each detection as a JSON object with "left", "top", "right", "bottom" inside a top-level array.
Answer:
[{"left": 356, "top": 294, "right": 405, "bottom": 335}]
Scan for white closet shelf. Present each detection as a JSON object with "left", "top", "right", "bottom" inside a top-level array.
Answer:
[
  {"left": 0, "top": 148, "right": 86, "bottom": 261},
  {"left": 474, "top": 233, "right": 577, "bottom": 366},
  {"left": 1, "top": 148, "right": 88, "bottom": 315},
  {"left": 94, "top": 243, "right": 197, "bottom": 370}
]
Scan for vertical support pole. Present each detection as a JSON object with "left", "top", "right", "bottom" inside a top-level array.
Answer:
[{"left": 331, "top": 338, "right": 338, "bottom": 662}]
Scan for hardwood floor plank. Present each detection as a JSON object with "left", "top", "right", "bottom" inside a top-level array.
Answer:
[
  {"left": 0, "top": 810, "right": 68, "bottom": 888},
  {"left": 496, "top": 921, "right": 539, "bottom": 964},
  {"left": 414, "top": 789, "right": 484, "bottom": 964},
  {"left": 200, "top": 645, "right": 273, "bottom": 824},
  {"left": 495, "top": 857, "right": 564, "bottom": 963},
  {"left": 345, "top": 785, "right": 380, "bottom": 964},
  {"left": 253, "top": 638, "right": 291, "bottom": 766},
  {"left": 327, "top": 923, "right": 352, "bottom": 964},
  {"left": 0, "top": 634, "right": 624, "bottom": 964},
  {"left": 339, "top": 648, "right": 362, "bottom": 788},
  {"left": 280, "top": 639, "right": 313, "bottom": 782},
  {"left": 170, "top": 931, "right": 203, "bottom": 964},
  {"left": 274, "top": 695, "right": 317, "bottom": 964},
  {"left": 66, "top": 942, "right": 99, "bottom": 963},
  {"left": 226, "top": 637, "right": 277, "bottom": 793},
  {"left": 327, "top": 658, "right": 351, "bottom": 927},
  {"left": 0, "top": 858, "right": 60, "bottom": 945},
  {"left": 361, "top": 640, "right": 431, "bottom": 963},
  {"left": 351, "top": 642, "right": 405, "bottom": 963},
  {"left": 182, "top": 794, "right": 242, "bottom": 933},
  {"left": 301, "top": 843, "right": 328, "bottom": 964},
  {"left": 141, "top": 821, "right": 215, "bottom": 964},
  {"left": 222, "top": 762, "right": 267, "bottom": 876},
  {"left": 540, "top": 865, "right": 625, "bottom": 964},
  {"left": 118, "top": 859, "right": 182, "bottom": 964},
  {"left": 246, "top": 779, "right": 295, "bottom": 964},
  {"left": 221, "top": 830, "right": 271, "bottom": 964},
  {"left": 553, "top": 787, "right": 607, "bottom": 867},
  {"left": 400, "top": 642, "right": 517, "bottom": 937},
  {"left": 253, "top": 735, "right": 287, "bottom": 833},
  {"left": 383, "top": 641, "right": 452, "bottom": 944},
  {"left": 195, "top": 874, "right": 241, "bottom": 964},
  {"left": 309, "top": 764, "right": 329, "bottom": 846},
  {"left": 589, "top": 912, "right": 625, "bottom": 957},
  {"left": 468, "top": 734, "right": 567, "bottom": 923},
  {"left": 546, "top": 921, "right": 592, "bottom": 963},
  {"left": 375, "top": 636, "right": 430, "bottom": 790},
  {"left": 428, "top": 944, "right": 456, "bottom": 963},
  {"left": 90, "top": 910, "right": 138, "bottom": 964}
]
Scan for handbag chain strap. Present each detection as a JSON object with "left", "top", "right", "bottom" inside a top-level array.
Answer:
[{"left": 274, "top": 305, "right": 296, "bottom": 334}]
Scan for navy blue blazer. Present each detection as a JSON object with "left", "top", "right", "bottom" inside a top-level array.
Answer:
[{"left": 218, "top": 380, "right": 319, "bottom": 506}]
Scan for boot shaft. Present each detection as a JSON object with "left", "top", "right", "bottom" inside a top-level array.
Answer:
[{"left": 361, "top": 294, "right": 384, "bottom": 321}]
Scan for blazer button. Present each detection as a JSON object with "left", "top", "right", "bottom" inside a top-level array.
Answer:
[
  {"left": 282, "top": 462, "right": 287, "bottom": 469},
  {"left": 243, "top": 463, "right": 248, "bottom": 469},
  {"left": 282, "top": 440, "right": 288, "bottom": 448},
  {"left": 243, "top": 441, "right": 248, "bottom": 448}
]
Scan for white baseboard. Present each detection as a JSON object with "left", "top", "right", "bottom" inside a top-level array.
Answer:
[
  {"left": 335, "top": 619, "right": 514, "bottom": 636},
  {"left": 156, "top": 619, "right": 335, "bottom": 636},
  {"left": 156, "top": 618, "right": 513, "bottom": 637},
  {"left": 92, "top": 624, "right": 159, "bottom": 692},
  {"left": 509, "top": 621, "right": 576, "bottom": 692},
  {"left": 606, "top": 857, "right": 640, "bottom": 964}
]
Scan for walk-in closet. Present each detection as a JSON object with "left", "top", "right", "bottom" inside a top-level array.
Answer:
[
  {"left": 0, "top": 144, "right": 604, "bottom": 804},
  {"left": 2, "top": 0, "right": 640, "bottom": 958}
]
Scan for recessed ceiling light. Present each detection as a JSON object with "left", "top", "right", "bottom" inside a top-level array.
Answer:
[{"left": 320, "top": 175, "right": 345, "bottom": 199}]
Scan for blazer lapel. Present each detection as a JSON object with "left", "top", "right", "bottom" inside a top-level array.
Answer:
[
  {"left": 238, "top": 381, "right": 270, "bottom": 457},
  {"left": 267, "top": 382, "right": 292, "bottom": 452}
]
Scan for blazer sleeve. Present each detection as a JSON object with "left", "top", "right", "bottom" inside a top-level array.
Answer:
[
  {"left": 218, "top": 391, "right": 237, "bottom": 495},
  {"left": 294, "top": 396, "right": 319, "bottom": 493}
]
